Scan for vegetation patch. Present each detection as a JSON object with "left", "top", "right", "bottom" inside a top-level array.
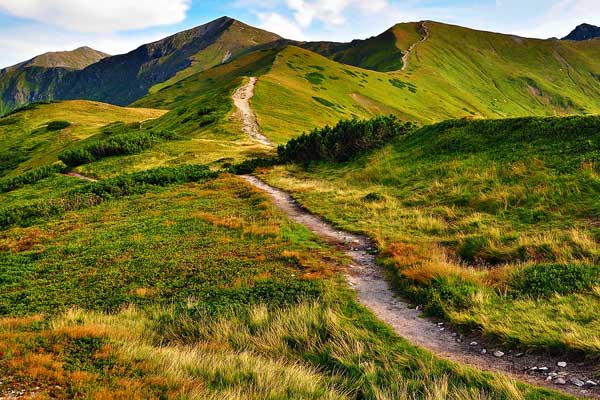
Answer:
[
  {"left": 509, "top": 263, "right": 600, "bottom": 299},
  {"left": 278, "top": 115, "right": 416, "bottom": 163},
  {"left": 304, "top": 72, "right": 326, "bottom": 85},
  {"left": 47, "top": 120, "right": 71, "bottom": 131}
]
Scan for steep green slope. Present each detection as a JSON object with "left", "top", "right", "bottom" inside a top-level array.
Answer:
[
  {"left": 0, "top": 47, "right": 108, "bottom": 115},
  {"left": 259, "top": 115, "right": 600, "bottom": 356}
]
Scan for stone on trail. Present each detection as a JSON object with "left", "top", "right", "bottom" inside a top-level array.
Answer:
[
  {"left": 555, "top": 378, "right": 567, "bottom": 385},
  {"left": 570, "top": 378, "right": 585, "bottom": 387},
  {"left": 493, "top": 351, "right": 504, "bottom": 358},
  {"left": 557, "top": 361, "right": 567, "bottom": 368}
]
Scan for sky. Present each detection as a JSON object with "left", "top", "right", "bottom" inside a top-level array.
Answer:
[{"left": 0, "top": 0, "right": 597, "bottom": 69}]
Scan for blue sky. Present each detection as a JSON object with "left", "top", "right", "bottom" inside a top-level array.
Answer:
[{"left": 0, "top": 0, "right": 597, "bottom": 68}]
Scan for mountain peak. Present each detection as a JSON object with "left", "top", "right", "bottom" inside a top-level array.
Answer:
[
  {"left": 7, "top": 47, "right": 109, "bottom": 71},
  {"left": 562, "top": 23, "right": 600, "bottom": 41}
]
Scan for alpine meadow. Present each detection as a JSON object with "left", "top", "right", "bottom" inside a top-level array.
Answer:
[{"left": 0, "top": 4, "right": 599, "bottom": 399}]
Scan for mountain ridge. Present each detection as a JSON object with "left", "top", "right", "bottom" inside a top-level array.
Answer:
[{"left": 563, "top": 23, "right": 600, "bottom": 41}]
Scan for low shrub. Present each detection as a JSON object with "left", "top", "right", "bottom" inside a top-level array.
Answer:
[
  {"left": 509, "top": 263, "right": 600, "bottom": 298},
  {"left": 278, "top": 115, "right": 416, "bottom": 164},
  {"left": 0, "top": 165, "right": 218, "bottom": 230},
  {"left": 58, "top": 130, "right": 178, "bottom": 167},
  {"left": 0, "top": 163, "right": 67, "bottom": 193},
  {"left": 228, "top": 157, "right": 280, "bottom": 175},
  {"left": 47, "top": 120, "right": 71, "bottom": 131}
]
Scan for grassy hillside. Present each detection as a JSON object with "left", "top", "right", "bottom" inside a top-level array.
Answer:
[
  {"left": 258, "top": 115, "right": 600, "bottom": 356},
  {"left": 137, "top": 21, "right": 600, "bottom": 144},
  {"left": 0, "top": 100, "right": 166, "bottom": 178}
]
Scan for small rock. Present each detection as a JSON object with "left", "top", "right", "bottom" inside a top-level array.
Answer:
[
  {"left": 451, "top": 333, "right": 458, "bottom": 337},
  {"left": 481, "top": 349, "right": 487, "bottom": 355},
  {"left": 585, "top": 380, "right": 598, "bottom": 387},
  {"left": 548, "top": 373, "right": 558, "bottom": 378},
  {"left": 493, "top": 351, "right": 505, "bottom": 358},
  {"left": 571, "top": 378, "right": 585, "bottom": 388},
  {"left": 546, "top": 376, "right": 554, "bottom": 382},
  {"left": 555, "top": 378, "right": 567, "bottom": 385},
  {"left": 439, "top": 328, "right": 445, "bottom": 332},
  {"left": 437, "top": 322, "right": 444, "bottom": 326},
  {"left": 515, "top": 352, "right": 524, "bottom": 357},
  {"left": 415, "top": 305, "right": 421, "bottom": 311},
  {"left": 557, "top": 361, "right": 567, "bottom": 368},
  {"left": 530, "top": 367, "right": 538, "bottom": 371},
  {"left": 538, "top": 367, "right": 549, "bottom": 372},
  {"left": 470, "top": 341, "right": 478, "bottom": 346}
]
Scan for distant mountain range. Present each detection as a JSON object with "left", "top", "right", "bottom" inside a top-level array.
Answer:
[
  {"left": 563, "top": 23, "right": 600, "bottom": 41},
  {"left": 0, "top": 17, "right": 599, "bottom": 118}
]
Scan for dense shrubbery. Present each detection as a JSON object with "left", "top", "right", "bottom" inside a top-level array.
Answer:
[
  {"left": 509, "top": 263, "right": 600, "bottom": 298},
  {"left": 278, "top": 116, "right": 415, "bottom": 163},
  {"left": 47, "top": 120, "right": 71, "bottom": 131},
  {"left": 0, "top": 165, "right": 217, "bottom": 230},
  {"left": 0, "top": 163, "right": 67, "bottom": 193},
  {"left": 227, "top": 157, "right": 280, "bottom": 175},
  {"left": 59, "top": 130, "right": 178, "bottom": 167}
]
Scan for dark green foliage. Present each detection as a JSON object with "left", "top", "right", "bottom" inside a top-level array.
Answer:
[
  {"left": 228, "top": 157, "right": 280, "bottom": 175},
  {"left": 47, "top": 120, "right": 71, "bottom": 131},
  {"left": 58, "top": 130, "right": 179, "bottom": 167},
  {"left": 0, "top": 163, "right": 67, "bottom": 193},
  {"left": 0, "top": 165, "right": 217, "bottom": 230},
  {"left": 363, "top": 192, "right": 384, "bottom": 202},
  {"left": 402, "top": 275, "right": 480, "bottom": 318},
  {"left": 389, "top": 79, "right": 417, "bottom": 92},
  {"left": 509, "top": 264, "right": 600, "bottom": 298},
  {"left": 278, "top": 115, "right": 416, "bottom": 164},
  {"left": 304, "top": 72, "right": 326, "bottom": 85},
  {"left": 312, "top": 97, "right": 337, "bottom": 108}
]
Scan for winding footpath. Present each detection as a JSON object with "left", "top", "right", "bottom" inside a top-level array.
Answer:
[
  {"left": 401, "top": 21, "right": 430, "bottom": 71},
  {"left": 233, "top": 80, "right": 598, "bottom": 397},
  {"left": 241, "top": 176, "right": 598, "bottom": 398},
  {"left": 232, "top": 77, "right": 273, "bottom": 146}
]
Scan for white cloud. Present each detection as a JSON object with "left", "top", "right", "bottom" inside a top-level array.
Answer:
[
  {"left": 257, "top": 12, "right": 305, "bottom": 40},
  {"left": 0, "top": 0, "right": 191, "bottom": 33},
  {"left": 0, "top": 26, "right": 170, "bottom": 68}
]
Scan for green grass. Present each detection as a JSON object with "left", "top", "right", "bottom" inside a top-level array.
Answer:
[
  {"left": 258, "top": 115, "right": 600, "bottom": 357},
  {"left": 0, "top": 100, "right": 166, "bottom": 178},
  {"left": 0, "top": 174, "right": 567, "bottom": 399}
]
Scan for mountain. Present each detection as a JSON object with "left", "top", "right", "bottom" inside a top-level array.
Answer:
[
  {"left": 4, "top": 46, "right": 109, "bottom": 71},
  {"left": 0, "top": 47, "right": 108, "bottom": 115},
  {"left": 135, "top": 20, "right": 600, "bottom": 144},
  {"left": 563, "top": 23, "right": 600, "bottom": 41},
  {"left": 301, "top": 22, "right": 424, "bottom": 72},
  {"left": 0, "top": 17, "right": 280, "bottom": 115}
]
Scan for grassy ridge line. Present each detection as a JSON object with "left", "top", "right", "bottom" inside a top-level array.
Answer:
[
  {"left": 0, "top": 165, "right": 217, "bottom": 230},
  {"left": 257, "top": 114, "right": 600, "bottom": 357}
]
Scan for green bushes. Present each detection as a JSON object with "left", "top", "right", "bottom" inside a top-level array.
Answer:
[
  {"left": 0, "top": 165, "right": 218, "bottom": 230},
  {"left": 0, "top": 163, "right": 67, "bottom": 193},
  {"left": 47, "top": 120, "right": 71, "bottom": 131},
  {"left": 58, "top": 130, "right": 178, "bottom": 167},
  {"left": 278, "top": 115, "right": 416, "bottom": 164},
  {"left": 509, "top": 263, "right": 600, "bottom": 298},
  {"left": 228, "top": 157, "right": 280, "bottom": 175}
]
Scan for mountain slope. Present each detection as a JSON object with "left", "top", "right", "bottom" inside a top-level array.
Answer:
[
  {"left": 563, "top": 23, "right": 600, "bottom": 41},
  {"left": 0, "top": 47, "right": 108, "bottom": 115},
  {"left": 0, "top": 17, "right": 280, "bottom": 115}
]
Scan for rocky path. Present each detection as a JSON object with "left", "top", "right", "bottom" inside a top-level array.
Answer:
[
  {"left": 232, "top": 77, "right": 273, "bottom": 146},
  {"left": 241, "top": 174, "right": 599, "bottom": 399},
  {"left": 401, "top": 21, "right": 430, "bottom": 71},
  {"left": 62, "top": 171, "right": 98, "bottom": 182}
]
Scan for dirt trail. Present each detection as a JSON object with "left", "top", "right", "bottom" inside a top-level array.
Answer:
[
  {"left": 62, "top": 172, "right": 98, "bottom": 182},
  {"left": 241, "top": 175, "right": 598, "bottom": 399},
  {"left": 232, "top": 77, "right": 273, "bottom": 146},
  {"left": 401, "top": 21, "right": 430, "bottom": 71}
]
